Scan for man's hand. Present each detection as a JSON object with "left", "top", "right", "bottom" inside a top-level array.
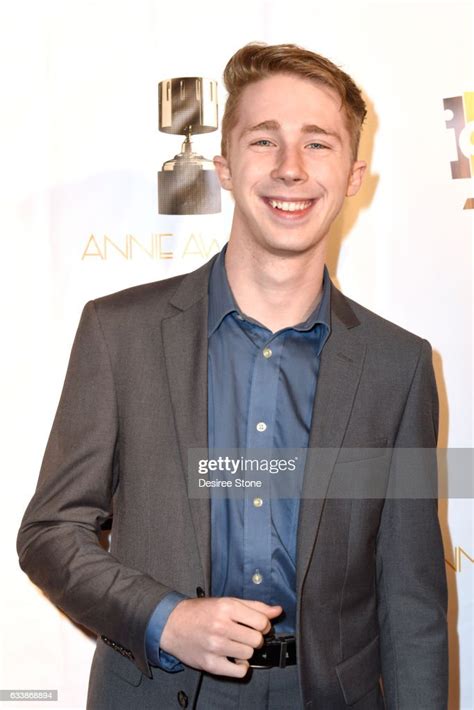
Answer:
[{"left": 159, "top": 597, "right": 282, "bottom": 677}]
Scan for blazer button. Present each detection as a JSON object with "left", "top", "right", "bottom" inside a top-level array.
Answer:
[{"left": 177, "top": 690, "right": 188, "bottom": 707}]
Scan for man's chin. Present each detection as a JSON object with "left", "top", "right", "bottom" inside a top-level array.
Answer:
[{"left": 255, "top": 237, "right": 325, "bottom": 259}]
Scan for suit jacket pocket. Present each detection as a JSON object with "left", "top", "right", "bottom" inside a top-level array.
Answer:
[
  {"left": 335, "top": 439, "right": 388, "bottom": 464},
  {"left": 335, "top": 634, "right": 381, "bottom": 706},
  {"left": 330, "top": 443, "right": 390, "bottom": 500}
]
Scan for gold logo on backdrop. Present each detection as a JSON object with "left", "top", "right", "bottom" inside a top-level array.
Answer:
[
  {"left": 81, "top": 232, "right": 221, "bottom": 260},
  {"left": 445, "top": 546, "right": 474, "bottom": 572}
]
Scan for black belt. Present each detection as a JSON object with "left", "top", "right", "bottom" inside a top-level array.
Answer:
[{"left": 249, "top": 635, "right": 297, "bottom": 668}]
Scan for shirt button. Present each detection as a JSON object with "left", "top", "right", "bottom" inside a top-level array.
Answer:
[
  {"left": 263, "top": 347, "right": 272, "bottom": 359},
  {"left": 253, "top": 497, "right": 263, "bottom": 508},
  {"left": 252, "top": 571, "right": 263, "bottom": 585},
  {"left": 256, "top": 422, "right": 267, "bottom": 432}
]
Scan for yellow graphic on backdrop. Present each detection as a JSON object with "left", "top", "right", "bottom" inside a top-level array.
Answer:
[
  {"left": 443, "top": 91, "right": 474, "bottom": 209},
  {"left": 445, "top": 546, "right": 474, "bottom": 573},
  {"left": 463, "top": 91, "right": 474, "bottom": 178},
  {"left": 81, "top": 233, "right": 221, "bottom": 261}
]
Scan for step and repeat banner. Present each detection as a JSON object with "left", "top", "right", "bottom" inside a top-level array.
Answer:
[{"left": 1, "top": 0, "right": 472, "bottom": 707}]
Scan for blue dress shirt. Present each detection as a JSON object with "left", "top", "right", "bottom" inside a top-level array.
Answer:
[{"left": 145, "top": 245, "right": 331, "bottom": 669}]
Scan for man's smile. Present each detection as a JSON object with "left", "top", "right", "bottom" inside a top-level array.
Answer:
[{"left": 262, "top": 197, "right": 317, "bottom": 218}]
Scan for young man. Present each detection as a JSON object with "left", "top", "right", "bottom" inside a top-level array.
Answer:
[{"left": 18, "top": 43, "right": 448, "bottom": 709}]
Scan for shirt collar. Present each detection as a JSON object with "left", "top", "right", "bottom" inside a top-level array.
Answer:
[
  {"left": 208, "top": 244, "right": 239, "bottom": 336},
  {"left": 208, "top": 243, "right": 331, "bottom": 337}
]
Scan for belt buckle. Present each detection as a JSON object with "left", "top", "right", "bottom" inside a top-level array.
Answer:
[
  {"left": 248, "top": 636, "right": 273, "bottom": 669},
  {"left": 248, "top": 648, "right": 271, "bottom": 669},
  {"left": 249, "top": 635, "right": 292, "bottom": 669},
  {"left": 278, "top": 638, "right": 288, "bottom": 669}
]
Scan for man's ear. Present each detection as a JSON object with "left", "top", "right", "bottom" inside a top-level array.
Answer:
[
  {"left": 346, "top": 160, "right": 367, "bottom": 197},
  {"left": 213, "top": 155, "right": 233, "bottom": 191}
]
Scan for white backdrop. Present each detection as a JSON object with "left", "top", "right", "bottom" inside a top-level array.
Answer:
[{"left": 1, "top": 1, "right": 472, "bottom": 707}]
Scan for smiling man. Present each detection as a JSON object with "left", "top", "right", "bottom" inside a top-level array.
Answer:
[
  {"left": 212, "top": 70, "right": 366, "bottom": 333},
  {"left": 18, "top": 43, "right": 448, "bottom": 710}
]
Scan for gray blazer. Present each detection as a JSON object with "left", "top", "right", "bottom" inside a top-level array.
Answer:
[{"left": 17, "top": 255, "right": 448, "bottom": 709}]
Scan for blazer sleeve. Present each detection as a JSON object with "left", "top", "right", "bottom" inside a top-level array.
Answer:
[
  {"left": 375, "top": 339, "right": 449, "bottom": 709},
  {"left": 16, "top": 301, "right": 171, "bottom": 677}
]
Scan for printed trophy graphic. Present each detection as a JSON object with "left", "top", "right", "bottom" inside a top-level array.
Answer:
[{"left": 158, "top": 77, "right": 221, "bottom": 214}]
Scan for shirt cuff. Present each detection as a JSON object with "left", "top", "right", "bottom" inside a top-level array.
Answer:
[{"left": 145, "top": 592, "right": 188, "bottom": 671}]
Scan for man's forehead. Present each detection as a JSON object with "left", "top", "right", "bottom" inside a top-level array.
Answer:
[
  {"left": 234, "top": 75, "right": 345, "bottom": 125},
  {"left": 238, "top": 72, "right": 342, "bottom": 105}
]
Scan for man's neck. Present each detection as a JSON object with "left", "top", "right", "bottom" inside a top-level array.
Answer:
[{"left": 224, "top": 239, "right": 327, "bottom": 333}]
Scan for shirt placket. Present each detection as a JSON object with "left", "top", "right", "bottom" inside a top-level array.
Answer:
[{"left": 242, "top": 331, "right": 283, "bottom": 603}]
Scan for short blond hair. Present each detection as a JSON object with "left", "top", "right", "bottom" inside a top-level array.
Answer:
[{"left": 221, "top": 42, "right": 367, "bottom": 161}]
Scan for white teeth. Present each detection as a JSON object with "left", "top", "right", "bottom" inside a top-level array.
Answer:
[{"left": 268, "top": 199, "right": 312, "bottom": 212}]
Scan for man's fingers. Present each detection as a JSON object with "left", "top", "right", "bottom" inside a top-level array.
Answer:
[
  {"left": 228, "top": 622, "right": 263, "bottom": 649},
  {"left": 234, "top": 659, "right": 250, "bottom": 673},
  {"left": 212, "top": 656, "right": 249, "bottom": 678},
  {"left": 229, "top": 599, "right": 282, "bottom": 633},
  {"left": 229, "top": 640, "right": 255, "bottom": 661},
  {"left": 234, "top": 600, "right": 283, "bottom": 634},
  {"left": 238, "top": 599, "right": 283, "bottom": 616}
]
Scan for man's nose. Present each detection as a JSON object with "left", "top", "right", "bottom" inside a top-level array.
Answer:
[{"left": 270, "top": 147, "right": 308, "bottom": 183}]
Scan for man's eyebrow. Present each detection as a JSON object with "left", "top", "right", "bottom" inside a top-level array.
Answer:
[
  {"left": 301, "top": 124, "right": 341, "bottom": 141},
  {"left": 240, "top": 120, "right": 280, "bottom": 136},
  {"left": 240, "top": 120, "right": 341, "bottom": 142}
]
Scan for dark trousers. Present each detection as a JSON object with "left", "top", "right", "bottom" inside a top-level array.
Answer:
[{"left": 195, "top": 665, "right": 303, "bottom": 709}]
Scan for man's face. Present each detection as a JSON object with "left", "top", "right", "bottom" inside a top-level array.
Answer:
[{"left": 214, "top": 73, "right": 366, "bottom": 258}]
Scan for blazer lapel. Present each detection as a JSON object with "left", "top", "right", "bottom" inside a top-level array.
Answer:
[
  {"left": 296, "top": 285, "right": 367, "bottom": 596},
  {"left": 161, "top": 258, "right": 218, "bottom": 592}
]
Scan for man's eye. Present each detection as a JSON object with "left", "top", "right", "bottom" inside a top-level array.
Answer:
[
  {"left": 252, "top": 139, "right": 273, "bottom": 147},
  {"left": 307, "top": 142, "right": 327, "bottom": 149}
]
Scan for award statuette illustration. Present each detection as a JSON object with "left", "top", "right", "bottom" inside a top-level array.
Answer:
[{"left": 158, "top": 77, "right": 221, "bottom": 214}]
